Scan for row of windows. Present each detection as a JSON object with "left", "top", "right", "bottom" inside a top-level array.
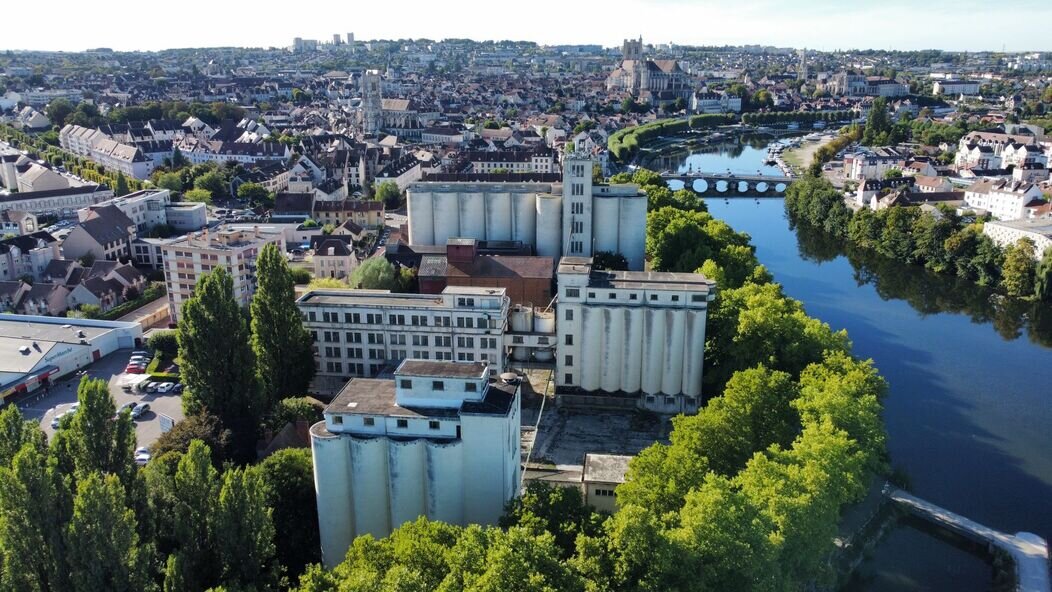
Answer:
[
  {"left": 332, "top": 414, "right": 444, "bottom": 431},
  {"left": 562, "top": 289, "right": 706, "bottom": 304}
]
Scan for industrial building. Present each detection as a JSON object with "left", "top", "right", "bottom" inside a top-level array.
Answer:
[
  {"left": 310, "top": 360, "right": 521, "bottom": 566},
  {"left": 297, "top": 286, "right": 510, "bottom": 394},
  {"left": 0, "top": 314, "right": 142, "bottom": 403},
  {"left": 406, "top": 155, "right": 647, "bottom": 270},
  {"left": 555, "top": 257, "right": 716, "bottom": 414}
]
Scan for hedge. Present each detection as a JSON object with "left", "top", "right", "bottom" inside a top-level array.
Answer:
[
  {"left": 100, "top": 282, "right": 166, "bottom": 320},
  {"left": 608, "top": 113, "right": 738, "bottom": 162}
]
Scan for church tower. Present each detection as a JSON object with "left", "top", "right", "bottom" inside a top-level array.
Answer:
[
  {"left": 361, "top": 69, "right": 382, "bottom": 136},
  {"left": 621, "top": 37, "right": 643, "bottom": 61}
]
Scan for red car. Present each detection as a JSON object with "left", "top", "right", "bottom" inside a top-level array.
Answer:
[{"left": 125, "top": 365, "right": 146, "bottom": 374}]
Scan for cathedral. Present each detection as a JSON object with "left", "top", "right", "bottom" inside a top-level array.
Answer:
[
  {"left": 605, "top": 37, "right": 692, "bottom": 103},
  {"left": 360, "top": 70, "right": 422, "bottom": 139}
]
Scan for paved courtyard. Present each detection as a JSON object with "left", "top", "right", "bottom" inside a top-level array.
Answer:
[{"left": 12, "top": 348, "right": 185, "bottom": 449}]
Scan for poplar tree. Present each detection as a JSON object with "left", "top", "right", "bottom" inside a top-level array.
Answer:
[
  {"left": 251, "top": 243, "right": 315, "bottom": 413},
  {"left": 65, "top": 473, "right": 149, "bottom": 592},
  {"left": 213, "top": 467, "right": 278, "bottom": 589},
  {"left": 177, "top": 266, "right": 260, "bottom": 461}
]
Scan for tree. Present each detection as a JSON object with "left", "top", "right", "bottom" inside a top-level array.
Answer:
[
  {"left": 375, "top": 181, "right": 401, "bottom": 208},
  {"left": 251, "top": 243, "right": 316, "bottom": 411},
  {"left": 212, "top": 467, "right": 278, "bottom": 590},
  {"left": 115, "top": 172, "right": 130, "bottom": 197},
  {"left": 1001, "top": 237, "right": 1037, "bottom": 298},
  {"left": 184, "top": 188, "right": 212, "bottom": 204},
  {"left": 46, "top": 98, "right": 74, "bottom": 127},
  {"left": 51, "top": 376, "right": 136, "bottom": 489},
  {"left": 156, "top": 171, "right": 183, "bottom": 193},
  {"left": 177, "top": 267, "right": 260, "bottom": 461},
  {"left": 237, "top": 182, "right": 269, "bottom": 204},
  {"left": 253, "top": 449, "right": 319, "bottom": 579},
  {"left": 149, "top": 411, "right": 231, "bottom": 465},
  {"left": 194, "top": 171, "right": 227, "bottom": 199},
  {"left": 350, "top": 257, "right": 400, "bottom": 290},
  {"left": 0, "top": 404, "right": 42, "bottom": 465},
  {"left": 863, "top": 97, "right": 891, "bottom": 146},
  {"left": 1035, "top": 246, "right": 1052, "bottom": 302},
  {"left": 65, "top": 473, "right": 150, "bottom": 592},
  {"left": 168, "top": 441, "right": 220, "bottom": 591},
  {"left": 148, "top": 330, "right": 179, "bottom": 357},
  {"left": 500, "top": 482, "right": 603, "bottom": 558}
]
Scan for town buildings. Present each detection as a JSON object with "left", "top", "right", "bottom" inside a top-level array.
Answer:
[
  {"left": 982, "top": 218, "right": 1052, "bottom": 258},
  {"left": 310, "top": 360, "right": 520, "bottom": 566},
  {"left": 161, "top": 225, "right": 285, "bottom": 322},
  {"left": 963, "top": 179, "right": 1045, "bottom": 220},
  {"left": 606, "top": 38, "right": 692, "bottom": 104}
]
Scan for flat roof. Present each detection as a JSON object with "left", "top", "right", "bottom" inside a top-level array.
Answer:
[
  {"left": 558, "top": 258, "right": 716, "bottom": 293},
  {"left": 396, "top": 360, "right": 488, "bottom": 379},
  {"left": 0, "top": 315, "right": 137, "bottom": 374},
  {"left": 985, "top": 218, "right": 1052, "bottom": 235},
  {"left": 325, "top": 375, "right": 516, "bottom": 418},
  {"left": 583, "top": 453, "right": 633, "bottom": 484}
]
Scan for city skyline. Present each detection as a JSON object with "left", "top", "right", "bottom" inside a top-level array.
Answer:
[{"left": 4, "top": 0, "right": 1052, "bottom": 53}]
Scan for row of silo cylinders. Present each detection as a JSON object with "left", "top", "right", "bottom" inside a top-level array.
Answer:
[
  {"left": 591, "top": 194, "right": 647, "bottom": 270},
  {"left": 579, "top": 306, "right": 706, "bottom": 396},
  {"left": 508, "top": 304, "right": 555, "bottom": 362}
]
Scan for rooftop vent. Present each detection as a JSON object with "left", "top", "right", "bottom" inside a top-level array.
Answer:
[{"left": 19, "top": 346, "right": 31, "bottom": 355}]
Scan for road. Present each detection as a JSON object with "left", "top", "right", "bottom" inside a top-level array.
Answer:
[{"left": 11, "top": 349, "right": 185, "bottom": 450}]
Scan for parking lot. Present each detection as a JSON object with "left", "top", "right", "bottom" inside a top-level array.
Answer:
[{"left": 12, "top": 348, "right": 185, "bottom": 449}]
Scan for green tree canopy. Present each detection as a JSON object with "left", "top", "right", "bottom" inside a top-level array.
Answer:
[{"left": 350, "top": 257, "right": 401, "bottom": 290}]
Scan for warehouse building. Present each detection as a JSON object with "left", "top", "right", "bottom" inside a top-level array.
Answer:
[{"left": 0, "top": 314, "right": 142, "bottom": 403}]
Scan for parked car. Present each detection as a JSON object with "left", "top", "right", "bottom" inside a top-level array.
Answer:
[
  {"left": 134, "top": 447, "right": 151, "bottom": 466},
  {"left": 125, "top": 366, "right": 145, "bottom": 374},
  {"left": 114, "top": 401, "right": 137, "bottom": 418},
  {"left": 144, "top": 382, "right": 159, "bottom": 393},
  {"left": 130, "top": 403, "right": 151, "bottom": 420},
  {"left": 172, "top": 383, "right": 184, "bottom": 394},
  {"left": 156, "top": 382, "right": 175, "bottom": 394},
  {"left": 131, "top": 350, "right": 151, "bottom": 357}
]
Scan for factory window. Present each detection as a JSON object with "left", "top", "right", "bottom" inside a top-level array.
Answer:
[
  {"left": 692, "top": 294, "right": 705, "bottom": 302},
  {"left": 333, "top": 415, "right": 343, "bottom": 425},
  {"left": 565, "top": 355, "right": 573, "bottom": 367},
  {"left": 588, "top": 292, "right": 595, "bottom": 298},
  {"left": 465, "top": 383, "right": 477, "bottom": 392},
  {"left": 397, "top": 419, "right": 408, "bottom": 429},
  {"left": 565, "top": 373, "right": 573, "bottom": 384},
  {"left": 429, "top": 420, "right": 440, "bottom": 430},
  {"left": 565, "top": 309, "right": 573, "bottom": 321},
  {"left": 363, "top": 417, "right": 375, "bottom": 426},
  {"left": 564, "top": 334, "right": 573, "bottom": 345},
  {"left": 400, "top": 379, "right": 412, "bottom": 389},
  {"left": 630, "top": 293, "right": 638, "bottom": 300},
  {"left": 671, "top": 295, "right": 679, "bottom": 302},
  {"left": 308, "top": 311, "right": 317, "bottom": 321},
  {"left": 432, "top": 380, "right": 445, "bottom": 391},
  {"left": 608, "top": 293, "right": 616, "bottom": 300},
  {"left": 650, "top": 294, "right": 658, "bottom": 301},
  {"left": 646, "top": 395, "right": 655, "bottom": 403},
  {"left": 665, "top": 396, "right": 676, "bottom": 405}
]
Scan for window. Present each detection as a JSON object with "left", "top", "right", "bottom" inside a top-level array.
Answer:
[
  {"left": 671, "top": 295, "right": 679, "bottom": 302},
  {"left": 565, "top": 373, "right": 573, "bottom": 384},
  {"left": 400, "top": 379, "right": 412, "bottom": 389},
  {"left": 333, "top": 415, "right": 343, "bottom": 425},
  {"left": 429, "top": 420, "right": 440, "bottom": 430},
  {"left": 692, "top": 294, "right": 705, "bottom": 302},
  {"left": 363, "top": 417, "right": 375, "bottom": 426},
  {"left": 565, "top": 288, "right": 580, "bottom": 298},
  {"left": 565, "top": 355, "right": 573, "bottom": 367},
  {"left": 665, "top": 396, "right": 676, "bottom": 405},
  {"left": 432, "top": 380, "right": 444, "bottom": 391},
  {"left": 650, "top": 294, "right": 658, "bottom": 301},
  {"left": 564, "top": 334, "right": 573, "bottom": 345},
  {"left": 465, "top": 383, "right": 477, "bottom": 392},
  {"left": 630, "top": 293, "right": 638, "bottom": 300},
  {"left": 565, "top": 309, "right": 574, "bottom": 321},
  {"left": 645, "top": 395, "right": 656, "bottom": 403},
  {"left": 396, "top": 419, "right": 408, "bottom": 428},
  {"left": 608, "top": 293, "right": 616, "bottom": 299}
]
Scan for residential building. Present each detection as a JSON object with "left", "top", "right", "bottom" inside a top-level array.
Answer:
[
  {"left": 0, "top": 232, "right": 59, "bottom": 281},
  {"left": 0, "top": 185, "right": 114, "bottom": 217},
  {"left": 691, "top": 91, "right": 742, "bottom": 114},
  {"left": 0, "top": 211, "right": 38, "bottom": 236},
  {"left": 310, "top": 360, "right": 520, "bottom": 566},
  {"left": 297, "top": 286, "right": 509, "bottom": 394},
  {"left": 312, "top": 199, "right": 385, "bottom": 228},
  {"left": 313, "top": 239, "right": 359, "bottom": 279},
  {"left": 61, "top": 205, "right": 137, "bottom": 262},
  {"left": 555, "top": 257, "right": 717, "bottom": 414},
  {"left": 408, "top": 155, "right": 647, "bottom": 270},
  {"left": 982, "top": 218, "right": 1052, "bottom": 259},
  {"left": 464, "top": 149, "right": 556, "bottom": 174},
  {"left": 932, "top": 79, "right": 981, "bottom": 96},
  {"left": 963, "top": 179, "right": 1045, "bottom": 220},
  {"left": 161, "top": 225, "right": 286, "bottom": 322}
]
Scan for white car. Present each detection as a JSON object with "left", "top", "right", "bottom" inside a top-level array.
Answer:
[
  {"left": 156, "top": 382, "right": 175, "bottom": 394},
  {"left": 134, "top": 447, "right": 151, "bottom": 466}
]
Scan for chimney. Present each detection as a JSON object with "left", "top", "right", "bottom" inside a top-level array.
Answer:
[{"left": 295, "top": 420, "right": 310, "bottom": 444}]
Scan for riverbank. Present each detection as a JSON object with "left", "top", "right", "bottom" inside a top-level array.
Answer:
[{"left": 782, "top": 134, "right": 837, "bottom": 174}]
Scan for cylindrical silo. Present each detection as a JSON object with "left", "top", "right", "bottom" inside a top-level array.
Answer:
[
  {"left": 600, "top": 307, "right": 624, "bottom": 393},
  {"left": 683, "top": 310, "right": 707, "bottom": 398},
  {"left": 458, "top": 190, "right": 485, "bottom": 240},
  {"left": 509, "top": 305, "right": 534, "bottom": 361},
  {"left": 407, "top": 189, "right": 434, "bottom": 246},
  {"left": 581, "top": 306, "right": 603, "bottom": 392},
  {"left": 592, "top": 196, "right": 620, "bottom": 255},
  {"left": 387, "top": 439, "right": 426, "bottom": 531},
  {"left": 511, "top": 191, "right": 536, "bottom": 246},
  {"left": 641, "top": 307, "right": 666, "bottom": 395},
  {"left": 661, "top": 309, "right": 686, "bottom": 396},
  {"left": 349, "top": 436, "right": 391, "bottom": 539},
  {"left": 533, "top": 308, "right": 555, "bottom": 362},
  {"left": 535, "top": 193, "right": 563, "bottom": 258},
  {"left": 486, "top": 192, "right": 512, "bottom": 241},
  {"left": 618, "top": 195, "right": 647, "bottom": 271},
  {"left": 432, "top": 191, "right": 460, "bottom": 245},
  {"left": 311, "top": 424, "right": 354, "bottom": 568},
  {"left": 426, "top": 440, "right": 464, "bottom": 525},
  {"left": 621, "top": 307, "right": 644, "bottom": 393}
]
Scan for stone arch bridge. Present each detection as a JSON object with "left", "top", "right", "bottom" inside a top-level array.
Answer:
[{"left": 661, "top": 172, "right": 794, "bottom": 197}]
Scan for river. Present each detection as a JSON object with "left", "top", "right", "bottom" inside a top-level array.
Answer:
[{"left": 669, "top": 140, "right": 1052, "bottom": 590}]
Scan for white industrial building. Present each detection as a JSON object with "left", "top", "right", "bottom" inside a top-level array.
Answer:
[
  {"left": 982, "top": 218, "right": 1052, "bottom": 259},
  {"left": 310, "top": 360, "right": 521, "bottom": 567},
  {"left": 407, "top": 155, "right": 647, "bottom": 270},
  {"left": 297, "top": 286, "right": 510, "bottom": 394},
  {"left": 0, "top": 314, "right": 142, "bottom": 403},
  {"left": 555, "top": 257, "right": 717, "bottom": 414}
]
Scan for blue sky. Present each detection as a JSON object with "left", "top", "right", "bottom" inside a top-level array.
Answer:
[{"left": 5, "top": 0, "right": 1051, "bottom": 52}]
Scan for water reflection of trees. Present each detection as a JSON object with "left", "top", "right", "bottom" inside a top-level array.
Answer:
[{"left": 794, "top": 224, "right": 1052, "bottom": 348}]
